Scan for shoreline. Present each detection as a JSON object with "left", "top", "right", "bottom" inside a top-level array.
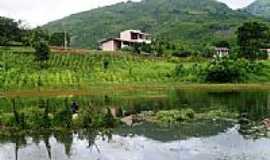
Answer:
[{"left": 1, "top": 83, "right": 270, "bottom": 97}]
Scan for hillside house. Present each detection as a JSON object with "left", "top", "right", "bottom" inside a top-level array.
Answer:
[
  {"left": 214, "top": 47, "right": 230, "bottom": 58},
  {"left": 261, "top": 49, "right": 270, "bottom": 58},
  {"left": 99, "top": 30, "right": 151, "bottom": 51}
]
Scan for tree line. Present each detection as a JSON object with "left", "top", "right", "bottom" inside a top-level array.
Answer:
[{"left": 0, "top": 16, "right": 70, "bottom": 47}]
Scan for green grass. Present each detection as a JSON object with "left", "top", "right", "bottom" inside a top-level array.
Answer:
[
  {"left": 0, "top": 47, "right": 270, "bottom": 92},
  {"left": 0, "top": 47, "right": 200, "bottom": 90}
]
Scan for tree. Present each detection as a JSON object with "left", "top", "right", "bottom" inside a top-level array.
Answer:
[
  {"left": 30, "top": 27, "right": 49, "bottom": 47},
  {"left": 34, "top": 40, "right": 50, "bottom": 68},
  {"left": 0, "top": 16, "right": 21, "bottom": 45},
  {"left": 49, "top": 32, "right": 71, "bottom": 47},
  {"left": 214, "top": 40, "right": 230, "bottom": 48},
  {"left": 236, "top": 22, "right": 270, "bottom": 60}
]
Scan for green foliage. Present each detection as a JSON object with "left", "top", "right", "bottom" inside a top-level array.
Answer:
[
  {"left": 30, "top": 27, "right": 50, "bottom": 47},
  {"left": 0, "top": 16, "right": 21, "bottom": 46},
  {"left": 214, "top": 40, "right": 230, "bottom": 48},
  {"left": 156, "top": 109, "right": 195, "bottom": 124},
  {"left": 236, "top": 21, "right": 270, "bottom": 60},
  {"left": 203, "top": 57, "right": 246, "bottom": 82},
  {"left": 49, "top": 32, "right": 71, "bottom": 47},
  {"left": 0, "top": 113, "right": 16, "bottom": 127},
  {"left": 73, "top": 104, "right": 113, "bottom": 129},
  {"left": 244, "top": 0, "right": 270, "bottom": 19},
  {"left": 172, "top": 51, "right": 192, "bottom": 58},
  {"left": 0, "top": 47, "right": 270, "bottom": 91},
  {"left": 202, "top": 57, "right": 266, "bottom": 83},
  {"left": 34, "top": 41, "right": 50, "bottom": 62},
  {"left": 201, "top": 45, "right": 216, "bottom": 58},
  {"left": 43, "top": 0, "right": 257, "bottom": 49},
  {"left": 257, "top": 50, "right": 269, "bottom": 60},
  {"left": 207, "top": 109, "right": 239, "bottom": 119},
  {"left": 53, "top": 107, "right": 73, "bottom": 128}
]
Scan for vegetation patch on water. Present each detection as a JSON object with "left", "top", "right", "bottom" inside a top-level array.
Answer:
[
  {"left": 117, "top": 107, "right": 239, "bottom": 127},
  {"left": 150, "top": 108, "right": 239, "bottom": 125}
]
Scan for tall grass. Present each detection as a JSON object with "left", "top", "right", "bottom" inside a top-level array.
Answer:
[{"left": 0, "top": 47, "right": 191, "bottom": 90}]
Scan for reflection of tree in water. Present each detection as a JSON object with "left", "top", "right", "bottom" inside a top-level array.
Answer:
[
  {"left": 78, "top": 129, "right": 99, "bottom": 152},
  {"left": 114, "top": 120, "right": 234, "bottom": 142},
  {"left": 0, "top": 134, "right": 27, "bottom": 160},
  {"left": 54, "top": 131, "right": 73, "bottom": 157},
  {"left": 77, "top": 129, "right": 112, "bottom": 153},
  {"left": 41, "top": 133, "right": 51, "bottom": 160},
  {"left": 236, "top": 92, "right": 270, "bottom": 139},
  {"left": 0, "top": 130, "right": 111, "bottom": 159}
]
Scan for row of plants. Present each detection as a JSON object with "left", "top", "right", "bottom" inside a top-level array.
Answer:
[{"left": 1, "top": 48, "right": 270, "bottom": 90}]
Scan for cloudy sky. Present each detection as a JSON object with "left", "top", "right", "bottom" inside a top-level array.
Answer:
[{"left": 0, "top": 0, "right": 256, "bottom": 27}]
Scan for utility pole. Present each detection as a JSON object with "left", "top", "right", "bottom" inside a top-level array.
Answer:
[
  {"left": 64, "top": 31, "right": 68, "bottom": 50},
  {"left": 62, "top": 22, "right": 68, "bottom": 50}
]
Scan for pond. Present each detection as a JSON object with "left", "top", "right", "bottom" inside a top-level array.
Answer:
[{"left": 0, "top": 89, "right": 270, "bottom": 160}]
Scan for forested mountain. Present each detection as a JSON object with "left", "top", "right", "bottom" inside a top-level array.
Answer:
[
  {"left": 43, "top": 0, "right": 259, "bottom": 49},
  {"left": 244, "top": 0, "right": 270, "bottom": 19}
]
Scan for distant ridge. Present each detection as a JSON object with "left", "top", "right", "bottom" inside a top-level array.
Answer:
[
  {"left": 244, "top": 0, "right": 270, "bottom": 19},
  {"left": 43, "top": 0, "right": 260, "bottom": 49}
]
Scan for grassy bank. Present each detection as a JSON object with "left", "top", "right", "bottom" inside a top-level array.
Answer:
[
  {"left": 1, "top": 47, "right": 270, "bottom": 92},
  {"left": 2, "top": 83, "right": 270, "bottom": 97}
]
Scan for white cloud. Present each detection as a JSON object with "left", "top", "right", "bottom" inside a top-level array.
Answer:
[
  {"left": 217, "top": 0, "right": 256, "bottom": 9},
  {"left": 0, "top": 0, "right": 256, "bottom": 27},
  {"left": 0, "top": 0, "right": 132, "bottom": 27}
]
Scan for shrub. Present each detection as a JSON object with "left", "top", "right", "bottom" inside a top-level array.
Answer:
[
  {"left": 174, "top": 64, "right": 186, "bottom": 77},
  {"left": 172, "top": 51, "right": 192, "bottom": 58},
  {"left": 121, "top": 46, "right": 134, "bottom": 53},
  {"left": 103, "top": 58, "right": 110, "bottom": 70},
  {"left": 257, "top": 50, "right": 268, "bottom": 60},
  {"left": 0, "top": 113, "right": 16, "bottom": 127},
  {"left": 203, "top": 57, "right": 247, "bottom": 83}
]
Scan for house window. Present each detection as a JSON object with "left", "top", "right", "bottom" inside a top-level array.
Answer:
[{"left": 131, "top": 33, "right": 138, "bottom": 40}]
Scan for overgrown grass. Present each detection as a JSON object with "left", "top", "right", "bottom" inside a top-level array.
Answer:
[
  {"left": 0, "top": 47, "right": 270, "bottom": 92},
  {"left": 0, "top": 47, "right": 200, "bottom": 90}
]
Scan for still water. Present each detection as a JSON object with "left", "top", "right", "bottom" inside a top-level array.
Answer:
[{"left": 0, "top": 90, "right": 270, "bottom": 160}]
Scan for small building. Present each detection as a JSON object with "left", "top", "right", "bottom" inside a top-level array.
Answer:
[
  {"left": 260, "top": 48, "right": 270, "bottom": 58},
  {"left": 99, "top": 30, "right": 151, "bottom": 51},
  {"left": 214, "top": 47, "right": 230, "bottom": 58}
]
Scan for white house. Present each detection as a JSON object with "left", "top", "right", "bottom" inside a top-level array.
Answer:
[
  {"left": 214, "top": 47, "right": 230, "bottom": 58},
  {"left": 99, "top": 30, "right": 151, "bottom": 51}
]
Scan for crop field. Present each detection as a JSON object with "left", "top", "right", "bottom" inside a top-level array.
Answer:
[
  {"left": 0, "top": 47, "right": 197, "bottom": 90},
  {"left": 1, "top": 47, "right": 270, "bottom": 92}
]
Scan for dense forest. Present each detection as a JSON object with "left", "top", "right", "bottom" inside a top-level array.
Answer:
[{"left": 43, "top": 0, "right": 267, "bottom": 49}]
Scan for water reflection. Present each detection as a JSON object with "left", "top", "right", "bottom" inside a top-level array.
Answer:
[
  {"left": 1, "top": 122, "right": 270, "bottom": 160},
  {"left": 1, "top": 90, "right": 270, "bottom": 159}
]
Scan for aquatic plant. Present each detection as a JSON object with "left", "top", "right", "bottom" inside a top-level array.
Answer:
[{"left": 155, "top": 109, "right": 195, "bottom": 124}]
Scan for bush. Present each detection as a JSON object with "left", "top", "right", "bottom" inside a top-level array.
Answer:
[
  {"left": 257, "top": 50, "right": 268, "bottom": 60},
  {"left": 121, "top": 46, "right": 134, "bottom": 53},
  {"left": 203, "top": 57, "right": 247, "bottom": 83},
  {"left": 34, "top": 40, "right": 50, "bottom": 62},
  {"left": 174, "top": 64, "right": 186, "bottom": 77},
  {"left": 172, "top": 51, "right": 192, "bottom": 58},
  {"left": 201, "top": 56, "right": 266, "bottom": 83}
]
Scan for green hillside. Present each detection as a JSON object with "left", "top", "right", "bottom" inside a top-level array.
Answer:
[
  {"left": 244, "top": 0, "right": 270, "bottom": 19},
  {"left": 43, "top": 0, "right": 256, "bottom": 49}
]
